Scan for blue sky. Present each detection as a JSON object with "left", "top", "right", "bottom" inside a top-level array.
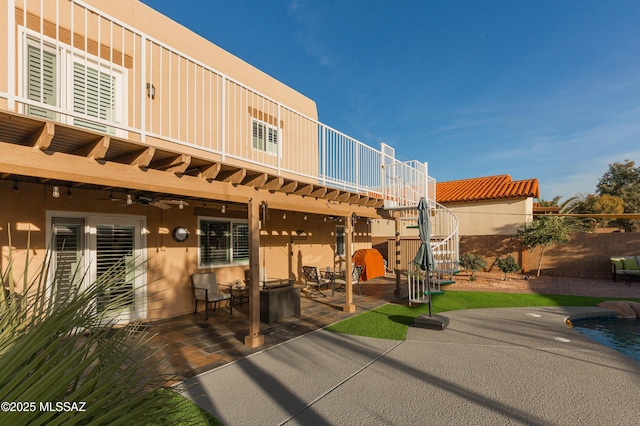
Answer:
[{"left": 141, "top": 0, "right": 640, "bottom": 200}]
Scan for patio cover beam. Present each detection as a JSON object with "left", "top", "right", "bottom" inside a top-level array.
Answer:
[{"left": 0, "top": 140, "right": 380, "bottom": 218}]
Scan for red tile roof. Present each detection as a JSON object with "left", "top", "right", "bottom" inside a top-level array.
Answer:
[{"left": 436, "top": 174, "right": 540, "bottom": 203}]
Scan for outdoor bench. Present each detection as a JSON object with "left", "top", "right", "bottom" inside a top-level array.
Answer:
[{"left": 610, "top": 256, "right": 640, "bottom": 286}]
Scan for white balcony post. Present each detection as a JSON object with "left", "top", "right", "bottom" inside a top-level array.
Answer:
[
  {"left": 321, "top": 126, "right": 326, "bottom": 186},
  {"left": 140, "top": 35, "right": 147, "bottom": 142},
  {"left": 221, "top": 76, "right": 226, "bottom": 161},
  {"left": 7, "top": 0, "right": 15, "bottom": 110},
  {"left": 277, "top": 102, "right": 281, "bottom": 174},
  {"left": 424, "top": 161, "right": 429, "bottom": 203},
  {"left": 355, "top": 142, "right": 359, "bottom": 191}
]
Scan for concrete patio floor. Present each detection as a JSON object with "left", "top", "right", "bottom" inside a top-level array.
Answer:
[{"left": 146, "top": 273, "right": 640, "bottom": 382}]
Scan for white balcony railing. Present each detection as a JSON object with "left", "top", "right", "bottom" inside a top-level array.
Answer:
[{"left": 2, "top": 0, "right": 434, "bottom": 207}]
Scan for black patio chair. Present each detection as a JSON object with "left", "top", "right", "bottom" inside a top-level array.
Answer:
[
  {"left": 334, "top": 265, "right": 364, "bottom": 295},
  {"left": 302, "top": 266, "right": 328, "bottom": 297}
]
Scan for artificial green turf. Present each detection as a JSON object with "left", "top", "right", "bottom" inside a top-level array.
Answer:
[
  {"left": 324, "top": 291, "right": 640, "bottom": 341},
  {"left": 148, "top": 390, "right": 222, "bottom": 426}
]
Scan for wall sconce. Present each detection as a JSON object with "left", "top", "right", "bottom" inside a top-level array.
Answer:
[
  {"left": 146, "top": 83, "right": 156, "bottom": 99},
  {"left": 282, "top": 212, "right": 286, "bottom": 220},
  {"left": 126, "top": 194, "right": 133, "bottom": 205},
  {"left": 52, "top": 186, "right": 60, "bottom": 198},
  {"left": 324, "top": 216, "right": 327, "bottom": 222},
  {"left": 221, "top": 204, "right": 226, "bottom": 214},
  {"left": 304, "top": 214, "right": 308, "bottom": 220},
  {"left": 178, "top": 200, "right": 184, "bottom": 210}
]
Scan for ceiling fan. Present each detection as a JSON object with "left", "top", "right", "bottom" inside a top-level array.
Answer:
[
  {"left": 135, "top": 195, "right": 189, "bottom": 210},
  {"left": 102, "top": 192, "right": 189, "bottom": 210}
]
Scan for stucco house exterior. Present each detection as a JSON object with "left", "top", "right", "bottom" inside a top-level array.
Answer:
[
  {"left": 436, "top": 175, "right": 540, "bottom": 236},
  {"left": 1, "top": 0, "right": 457, "bottom": 347}
]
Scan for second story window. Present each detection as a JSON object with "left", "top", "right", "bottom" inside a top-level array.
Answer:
[
  {"left": 22, "top": 30, "right": 124, "bottom": 135},
  {"left": 252, "top": 119, "right": 279, "bottom": 155}
]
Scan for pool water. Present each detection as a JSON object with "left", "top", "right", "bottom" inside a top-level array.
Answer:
[{"left": 572, "top": 317, "right": 640, "bottom": 362}]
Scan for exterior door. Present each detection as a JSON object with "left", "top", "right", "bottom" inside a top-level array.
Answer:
[{"left": 51, "top": 215, "right": 146, "bottom": 322}]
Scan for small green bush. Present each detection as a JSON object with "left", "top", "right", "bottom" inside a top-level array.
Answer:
[
  {"left": 458, "top": 253, "right": 487, "bottom": 280},
  {"left": 495, "top": 255, "right": 520, "bottom": 280}
]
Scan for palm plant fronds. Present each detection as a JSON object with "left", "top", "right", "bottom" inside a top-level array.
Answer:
[{"left": 0, "top": 229, "right": 196, "bottom": 425}]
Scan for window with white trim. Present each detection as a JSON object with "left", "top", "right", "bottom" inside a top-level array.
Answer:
[
  {"left": 252, "top": 119, "right": 279, "bottom": 155},
  {"left": 22, "top": 30, "right": 125, "bottom": 135},
  {"left": 199, "top": 218, "right": 250, "bottom": 267}
]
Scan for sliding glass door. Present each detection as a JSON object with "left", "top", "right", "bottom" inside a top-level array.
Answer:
[{"left": 50, "top": 215, "right": 146, "bottom": 322}]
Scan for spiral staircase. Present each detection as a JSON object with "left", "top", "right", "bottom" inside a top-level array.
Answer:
[{"left": 404, "top": 201, "right": 460, "bottom": 306}]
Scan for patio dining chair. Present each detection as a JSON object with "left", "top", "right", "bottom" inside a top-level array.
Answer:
[
  {"left": 334, "top": 265, "right": 364, "bottom": 295},
  {"left": 192, "top": 272, "right": 232, "bottom": 320},
  {"left": 302, "top": 266, "right": 328, "bottom": 297}
]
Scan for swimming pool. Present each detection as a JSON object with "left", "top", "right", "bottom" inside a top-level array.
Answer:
[{"left": 572, "top": 317, "right": 640, "bottom": 362}]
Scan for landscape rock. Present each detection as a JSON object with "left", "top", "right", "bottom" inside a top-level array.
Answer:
[
  {"left": 628, "top": 301, "right": 640, "bottom": 317},
  {"left": 597, "top": 301, "right": 638, "bottom": 319}
]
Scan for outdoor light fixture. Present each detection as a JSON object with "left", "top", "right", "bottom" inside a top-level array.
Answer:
[
  {"left": 146, "top": 83, "right": 156, "bottom": 99},
  {"left": 221, "top": 204, "right": 226, "bottom": 214},
  {"left": 178, "top": 200, "right": 184, "bottom": 210},
  {"left": 304, "top": 214, "right": 308, "bottom": 220},
  {"left": 52, "top": 186, "right": 60, "bottom": 198},
  {"left": 282, "top": 212, "right": 286, "bottom": 220},
  {"left": 127, "top": 194, "right": 133, "bottom": 205}
]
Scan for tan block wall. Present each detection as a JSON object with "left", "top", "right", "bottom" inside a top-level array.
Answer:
[{"left": 460, "top": 232, "right": 640, "bottom": 279}]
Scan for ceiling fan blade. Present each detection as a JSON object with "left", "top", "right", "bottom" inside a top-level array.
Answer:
[
  {"left": 150, "top": 201, "right": 172, "bottom": 210},
  {"left": 161, "top": 199, "right": 189, "bottom": 206}
]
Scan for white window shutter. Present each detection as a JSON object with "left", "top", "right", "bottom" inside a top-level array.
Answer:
[{"left": 26, "top": 45, "right": 57, "bottom": 120}]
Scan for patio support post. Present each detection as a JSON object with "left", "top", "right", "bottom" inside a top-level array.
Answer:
[
  {"left": 245, "top": 196, "right": 264, "bottom": 348},
  {"left": 343, "top": 214, "right": 355, "bottom": 313},
  {"left": 394, "top": 210, "right": 401, "bottom": 295}
]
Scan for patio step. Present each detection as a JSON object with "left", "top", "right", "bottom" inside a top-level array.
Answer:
[{"left": 432, "top": 279, "right": 455, "bottom": 286}]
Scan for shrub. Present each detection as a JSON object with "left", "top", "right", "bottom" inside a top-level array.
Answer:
[
  {"left": 495, "top": 255, "right": 520, "bottom": 280},
  {"left": 458, "top": 253, "right": 487, "bottom": 281}
]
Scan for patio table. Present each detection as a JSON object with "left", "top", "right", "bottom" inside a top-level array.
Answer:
[
  {"left": 322, "top": 270, "right": 346, "bottom": 297},
  {"left": 229, "top": 286, "right": 249, "bottom": 308}
]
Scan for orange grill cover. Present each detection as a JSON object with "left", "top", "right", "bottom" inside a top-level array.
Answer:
[{"left": 352, "top": 249, "right": 385, "bottom": 281}]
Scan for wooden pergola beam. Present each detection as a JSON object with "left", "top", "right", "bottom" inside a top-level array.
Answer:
[
  {"left": 115, "top": 147, "right": 156, "bottom": 167},
  {"left": 325, "top": 189, "right": 340, "bottom": 201},
  {"left": 262, "top": 176, "right": 284, "bottom": 191},
  {"left": 218, "top": 168, "right": 246, "bottom": 184},
  {"left": 293, "top": 184, "right": 313, "bottom": 196},
  {"left": 73, "top": 136, "right": 110, "bottom": 159},
  {"left": 26, "top": 122, "right": 55, "bottom": 151},
  {"left": 153, "top": 154, "right": 191, "bottom": 175},
  {"left": 278, "top": 180, "right": 298, "bottom": 193},
  {"left": 336, "top": 192, "right": 351, "bottom": 203},
  {"left": 243, "top": 173, "right": 268, "bottom": 188},
  {"left": 198, "top": 163, "right": 222, "bottom": 181},
  {"left": 310, "top": 186, "right": 327, "bottom": 198}
]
